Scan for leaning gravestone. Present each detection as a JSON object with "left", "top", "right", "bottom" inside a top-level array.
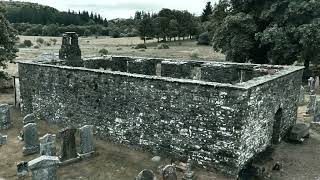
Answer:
[
  {"left": 162, "top": 165, "right": 178, "bottom": 180},
  {"left": 23, "top": 123, "right": 40, "bottom": 155},
  {"left": 79, "top": 125, "right": 94, "bottom": 157},
  {"left": 0, "top": 133, "right": 7, "bottom": 145},
  {"left": 40, "top": 134, "right": 56, "bottom": 156},
  {"left": 59, "top": 127, "right": 77, "bottom": 162},
  {"left": 17, "top": 161, "right": 29, "bottom": 177},
  {"left": 135, "top": 169, "right": 156, "bottom": 180},
  {"left": 23, "top": 113, "right": 36, "bottom": 125},
  {"left": 307, "top": 95, "right": 317, "bottom": 115},
  {"left": 28, "top": 156, "right": 60, "bottom": 180},
  {"left": 0, "top": 104, "right": 11, "bottom": 130}
]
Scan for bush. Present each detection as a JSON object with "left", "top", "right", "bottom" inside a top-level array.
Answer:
[
  {"left": 45, "top": 41, "right": 51, "bottom": 46},
  {"left": 33, "top": 45, "right": 40, "bottom": 49},
  {"left": 36, "top": 38, "right": 44, "bottom": 44},
  {"left": 99, "top": 48, "right": 109, "bottom": 56},
  {"left": 50, "top": 38, "right": 57, "bottom": 45},
  {"left": 197, "top": 32, "right": 210, "bottom": 45},
  {"left": 134, "top": 44, "right": 147, "bottom": 49},
  {"left": 23, "top": 40, "right": 33, "bottom": 47},
  {"left": 157, "top": 43, "right": 170, "bottom": 49},
  {"left": 190, "top": 49, "right": 200, "bottom": 59}
]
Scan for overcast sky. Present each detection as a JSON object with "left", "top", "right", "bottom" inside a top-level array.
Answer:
[{"left": 15, "top": 0, "right": 218, "bottom": 19}]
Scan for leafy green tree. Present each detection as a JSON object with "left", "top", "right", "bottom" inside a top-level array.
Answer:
[
  {"left": 211, "top": 0, "right": 320, "bottom": 66},
  {"left": 168, "top": 19, "right": 179, "bottom": 41},
  {"left": 138, "top": 13, "right": 153, "bottom": 44},
  {"left": 0, "top": 6, "right": 18, "bottom": 77},
  {"left": 201, "top": 1, "right": 213, "bottom": 22}
]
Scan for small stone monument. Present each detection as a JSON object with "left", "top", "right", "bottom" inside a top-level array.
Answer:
[
  {"left": 135, "top": 169, "right": 156, "bottom": 180},
  {"left": 23, "top": 123, "right": 40, "bottom": 155},
  {"left": 59, "top": 32, "right": 83, "bottom": 67},
  {"left": 298, "top": 86, "right": 305, "bottom": 104},
  {"left": 182, "top": 158, "right": 196, "bottom": 180},
  {"left": 17, "top": 161, "right": 29, "bottom": 177},
  {"left": 307, "top": 95, "right": 317, "bottom": 115},
  {"left": 28, "top": 156, "right": 60, "bottom": 180},
  {"left": 315, "top": 76, "right": 320, "bottom": 91},
  {"left": 23, "top": 113, "right": 36, "bottom": 125},
  {"left": 0, "top": 104, "right": 11, "bottom": 129},
  {"left": 79, "top": 125, "right": 94, "bottom": 157},
  {"left": 308, "top": 77, "right": 315, "bottom": 94},
  {"left": 0, "top": 133, "right": 7, "bottom": 145},
  {"left": 59, "top": 127, "right": 78, "bottom": 162},
  {"left": 162, "top": 165, "right": 177, "bottom": 180},
  {"left": 40, "top": 134, "right": 57, "bottom": 156}
]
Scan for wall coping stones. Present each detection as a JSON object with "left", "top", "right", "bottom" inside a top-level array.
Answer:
[{"left": 17, "top": 57, "right": 304, "bottom": 91}]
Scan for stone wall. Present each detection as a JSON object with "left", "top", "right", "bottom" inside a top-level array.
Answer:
[{"left": 18, "top": 57, "right": 304, "bottom": 176}]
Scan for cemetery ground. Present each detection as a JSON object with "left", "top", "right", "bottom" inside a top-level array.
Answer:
[{"left": 1, "top": 90, "right": 320, "bottom": 179}]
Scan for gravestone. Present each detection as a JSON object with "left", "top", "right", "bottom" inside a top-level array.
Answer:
[
  {"left": 79, "top": 125, "right": 94, "bottom": 156},
  {"left": 17, "top": 161, "right": 29, "bottom": 177},
  {"left": 59, "top": 127, "right": 77, "bottom": 162},
  {"left": 315, "top": 76, "right": 320, "bottom": 91},
  {"left": 28, "top": 156, "right": 60, "bottom": 180},
  {"left": 182, "top": 158, "right": 196, "bottom": 180},
  {"left": 135, "top": 169, "right": 156, "bottom": 180},
  {"left": 23, "top": 123, "right": 40, "bottom": 155},
  {"left": 0, "top": 133, "right": 7, "bottom": 145},
  {"left": 23, "top": 113, "right": 36, "bottom": 125},
  {"left": 0, "top": 104, "right": 11, "bottom": 129},
  {"left": 40, "top": 134, "right": 56, "bottom": 156},
  {"left": 308, "top": 77, "right": 315, "bottom": 94},
  {"left": 307, "top": 95, "right": 316, "bottom": 115},
  {"left": 298, "top": 86, "right": 305, "bottom": 104},
  {"left": 162, "top": 165, "right": 177, "bottom": 180},
  {"left": 288, "top": 123, "right": 309, "bottom": 143}
]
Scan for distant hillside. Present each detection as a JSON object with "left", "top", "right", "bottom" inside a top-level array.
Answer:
[{"left": 0, "top": 1, "right": 107, "bottom": 26}]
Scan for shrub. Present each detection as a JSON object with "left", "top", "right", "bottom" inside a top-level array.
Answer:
[
  {"left": 157, "top": 43, "right": 170, "bottom": 49},
  {"left": 45, "top": 41, "right": 51, "bottom": 46},
  {"left": 50, "top": 38, "right": 57, "bottom": 45},
  {"left": 197, "top": 32, "right": 210, "bottom": 45},
  {"left": 36, "top": 38, "right": 44, "bottom": 44},
  {"left": 99, "top": 48, "right": 109, "bottom": 55},
  {"left": 190, "top": 49, "right": 200, "bottom": 59},
  {"left": 23, "top": 40, "right": 33, "bottom": 47},
  {"left": 33, "top": 45, "right": 40, "bottom": 49},
  {"left": 134, "top": 44, "right": 147, "bottom": 49}
]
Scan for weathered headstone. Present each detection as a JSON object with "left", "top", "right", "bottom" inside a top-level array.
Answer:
[
  {"left": 79, "top": 125, "right": 94, "bottom": 157},
  {"left": 314, "top": 100, "right": 320, "bottom": 122},
  {"left": 0, "top": 133, "right": 7, "bottom": 145},
  {"left": 182, "top": 158, "right": 196, "bottom": 180},
  {"left": 315, "top": 76, "right": 320, "bottom": 90},
  {"left": 17, "top": 161, "right": 29, "bottom": 177},
  {"left": 308, "top": 77, "right": 315, "bottom": 94},
  {"left": 135, "top": 169, "right": 156, "bottom": 180},
  {"left": 59, "top": 127, "right": 77, "bottom": 162},
  {"left": 298, "top": 86, "right": 305, "bottom": 104},
  {"left": 28, "top": 156, "right": 60, "bottom": 180},
  {"left": 23, "top": 123, "right": 40, "bottom": 155},
  {"left": 23, "top": 113, "right": 36, "bottom": 125},
  {"left": 0, "top": 104, "right": 11, "bottom": 129},
  {"left": 162, "top": 165, "right": 177, "bottom": 180},
  {"left": 40, "top": 134, "right": 56, "bottom": 156},
  {"left": 307, "top": 95, "right": 316, "bottom": 115}
]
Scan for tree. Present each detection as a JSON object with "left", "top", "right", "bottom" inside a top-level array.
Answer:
[
  {"left": 211, "top": 0, "right": 320, "bottom": 66},
  {"left": 0, "top": 6, "right": 18, "bottom": 77},
  {"left": 201, "top": 1, "right": 213, "bottom": 22},
  {"left": 138, "top": 13, "right": 153, "bottom": 44}
]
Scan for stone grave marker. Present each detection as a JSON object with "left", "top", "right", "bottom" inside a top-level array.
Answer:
[
  {"left": 307, "top": 94, "right": 316, "bottom": 115},
  {"left": 162, "top": 165, "right": 177, "bottom": 180},
  {"left": 0, "top": 133, "right": 7, "bottom": 145},
  {"left": 182, "top": 158, "right": 196, "bottom": 180},
  {"left": 17, "top": 161, "right": 29, "bottom": 177},
  {"left": 23, "top": 113, "right": 36, "bottom": 125},
  {"left": 79, "top": 125, "right": 94, "bottom": 157},
  {"left": 315, "top": 76, "right": 320, "bottom": 91},
  {"left": 0, "top": 104, "right": 11, "bottom": 130},
  {"left": 59, "top": 127, "right": 77, "bottom": 162},
  {"left": 135, "top": 169, "right": 156, "bottom": 180},
  {"left": 308, "top": 77, "right": 315, "bottom": 94},
  {"left": 28, "top": 156, "right": 60, "bottom": 180},
  {"left": 299, "top": 86, "right": 305, "bottom": 104},
  {"left": 23, "top": 123, "right": 40, "bottom": 155},
  {"left": 40, "top": 134, "right": 56, "bottom": 156}
]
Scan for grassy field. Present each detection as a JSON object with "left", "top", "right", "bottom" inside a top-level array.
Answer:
[{"left": 2, "top": 35, "right": 224, "bottom": 76}]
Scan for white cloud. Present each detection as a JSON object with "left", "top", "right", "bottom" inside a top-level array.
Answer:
[{"left": 15, "top": 0, "right": 218, "bottom": 19}]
